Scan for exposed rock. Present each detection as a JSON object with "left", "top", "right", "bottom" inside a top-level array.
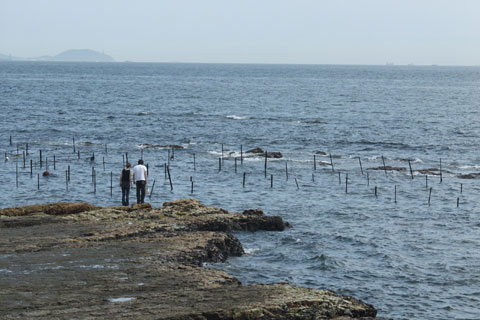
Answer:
[
  {"left": 458, "top": 172, "right": 480, "bottom": 179},
  {"left": 367, "top": 166, "right": 406, "bottom": 172},
  {"left": 0, "top": 199, "right": 384, "bottom": 319},
  {"left": 246, "top": 147, "right": 264, "bottom": 154},
  {"left": 0, "top": 202, "right": 97, "bottom": 217},
  {"left": 316, "top": 151, "right": 327, "bottom": 155},
  {"left": 303, "top": 120, "right": 328, "bottom": 124},
  {"left": 140, "top": 143, "right": 184, "bottom": 149},
  {"left": 245, "top": 148, "right": 283, "bottom": 158},
  {"left": 416, "top": 168, "right": 451, "bottom": 176}
]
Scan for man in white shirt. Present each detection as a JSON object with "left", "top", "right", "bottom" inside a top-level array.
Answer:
[{"left": 132, "top": 159, "right": 148, "bottom": 204}]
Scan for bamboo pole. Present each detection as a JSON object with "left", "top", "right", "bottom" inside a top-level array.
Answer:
[
  {"left": 382, "top": 155, "right": 387, "bottom": 176},
  {"left": 167, "top": 165, "right": 173, "bottom": 191},
  {"left": 358, "top": 157, "right": 364, "bottom": 175},
  {"left": 150, "top": 179, "right": 156, "bottom": 199},
  {"left": 428, "top": 187, "right": 432, "bottom": 206},
  {"left": 408, "top": 160, "right": 414, "bottom": 179}
]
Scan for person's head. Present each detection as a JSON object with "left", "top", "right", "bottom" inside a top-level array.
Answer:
[
  {"left": 126, "top": 162, "right": 131, "bottom": 168},
  {"left": 138, "top": 159, "right": 144, "bottom": 165}
]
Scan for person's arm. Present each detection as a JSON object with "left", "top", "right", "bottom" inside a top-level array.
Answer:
[
  {"left": 132, "top": 169, "right": 136, "bottom": 184},
  {"left": 145, "top": 168, "right": 148, "bottom": 184},
  {"left": 120, "top": 171, "right": 123, "bottom": 187}
]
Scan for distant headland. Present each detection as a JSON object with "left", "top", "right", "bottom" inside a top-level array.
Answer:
[{"left": 0, "top": 49, "right": 115, "bottom": 62}]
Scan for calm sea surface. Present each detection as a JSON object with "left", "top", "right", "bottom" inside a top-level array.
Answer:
[{"left": 1, "top": 62, "right": 480, "bottom": 319}]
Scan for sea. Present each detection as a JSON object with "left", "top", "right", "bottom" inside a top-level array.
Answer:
[{"left": 1, "top": 61, "right": 480, "bottom": 320}]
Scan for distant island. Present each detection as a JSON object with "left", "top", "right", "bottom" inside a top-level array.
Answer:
[{"left": 0, "top": 49, "right": 115, "bottom": 62}]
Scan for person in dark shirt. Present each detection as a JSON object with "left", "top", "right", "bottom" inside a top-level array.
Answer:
[{"left": 120, "top": 162, "right": 132, "bottom": 206}]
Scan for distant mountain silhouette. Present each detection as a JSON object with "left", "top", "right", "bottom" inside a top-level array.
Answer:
[
  {"left": 52, "top": 49, "right": 114, "bottom": 62},
  {"left": 0, "top": 49, "right": 115, "bottom": 62}
]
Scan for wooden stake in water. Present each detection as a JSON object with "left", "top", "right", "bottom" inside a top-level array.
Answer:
[
  {"left": 37, "top": 173, "right": 40, "bottom": 190},
  {"left": 92, "top": 166, "right": 95, "bottom": 183},
  {"left": 110, "top": 171, "right": 113, "bottom": 196},
  {"left": 243, "top": 172, "right": 246, "bottom": 188},
  {"left": 26, "top": 143, "right": 29, "bottom": 155},
  {"left": 30, "top": 159, "right": 33, "bottom": 177},
  {"left": 77, "top": 150, "right": 80, "bottom": 160},
  {"left": 314, "top": 155, "right": 316, "bottom": 171},
  {"left": 295, "top": 178, "right": 299, "bottom": 190},
  {"left": 167, "top": 165, "right": 173, "bottom": 191},
  {"left": 105, "top": 144, "right": 107, "bottom": 153},
  {"left": 382, "top": 155, "right": 387, "bottom": 176},
  {"left": 125, "top": 152, "right": 129, "bottom": 164},
  {"left": 23, "top": 151, "right": 26, "bottom": 169},
  {"left": 234, "top": 157, "right": 237, "bottom": 174},
  {"left": 330, "top": 154, "right": 335, "bottom": 172},
  {"left": 167, "top": 149, "right": 170, "bottom": 166},
  {"left": 367, "top": 171, "right": 370, "bottom": 186},
  {"left": 16, "top": 163, "right": 18, "bottom": 188},
  {"left": 338, "top": 172, "right": 341, "bottom": 184},
  {"left": 428, "top": 187, "right": 432, "bottom": 206},
  {"left": 264, "top": 151, "right": 267, "bottom": 178},
  {"left": 375, "top": 186, "right": 378, "bottom": 198},
  {"left": 193, "top": 153, "right": 196, "bottom": 171},
  {"left": 102, "top": 157, "right": 105, "bottom": 171},
  {"left": 394, "top": 185, "right": 397, "bottom": 204},
  {"left": 65, "top": 170, "right": 68, "bottom": 191},
  {"left": 345, "top": 173, "right": 348, "bottom": 193},
  {"left": 10, "top": 136, "right": 12, "bottom": 146},
  {"left": 122, "top": 154, "right": 125, "bottom": 168},
  {"left": 460, "top": 183, "right": 463, "bottom": 193},
  {"left": 150, "top": 179, "right": 156, "bottom": 199},
  {"left": 221, "top": 143, "right": 224, "bottom": 162},
  {"left": 358, "top": 157, "right": 364, "bottom": 175},
  {"left": 190, "top": 179, "right": 194, "bottom": 194},
  {"left": 68, "top": 165, "right": 70, "bottom": 181},
  {"left": 53, "top": 155, "right": 56, "bottom": 170},
  {"left": 164, "top": 163, "right": 167, "bottom": 179},
  {"left": 439, "top": 158, "right": 443, "bottom": 183},
  {"left": 218, "top": 158, "right": 222, "bottom": 171},
  {"left": 285, "top": 161, "right": 289, "bottom": 181},
  {"left": 240, "top": 145, "right": 243, "bottom": 164},
  {"left": 40, "top": 150, "right": 43, "bottom": 168},
  {"left": 457, "top": 197, "right": 459, "bottom": 208},
  {"left": 73, "top": 136, "right": 75, "bottom": 153},
  {"left": 270, "top": 174, "right": 273, "bottom": 188},
  {"left": 425, "top": 175, "right": 428, "bottom": 188},
  {"left": 93, "top": 170, "right": 96, "bottom": 194},
  {"left": 408, "top": 160, "right": 414, "bottom": 179},
  {"left": 312, "top": 173, "right": 315, "bottom": 182}
]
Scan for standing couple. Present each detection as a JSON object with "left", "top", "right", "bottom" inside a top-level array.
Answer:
[{"left": 120, "top": 159, "right": 148, "bottom": 206}]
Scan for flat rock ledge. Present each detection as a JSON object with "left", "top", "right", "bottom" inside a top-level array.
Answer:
[{"left": 0, "top": 199, "right": 387, "bottom": 319}]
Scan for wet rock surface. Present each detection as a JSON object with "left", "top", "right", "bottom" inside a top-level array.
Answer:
[
  {"left": 0, "top": 199, "right": 386, "bottom": 319},
  {"left": 245, "top": 147, "right": 283, "bottom": 159}
]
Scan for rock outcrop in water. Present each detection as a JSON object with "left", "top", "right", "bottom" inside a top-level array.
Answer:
[
  {"left": 0, "top": 199, "right": 386, "bottom": 319},
  {"left": 246, "top": 147, "right": 283, "bottom": 159}
]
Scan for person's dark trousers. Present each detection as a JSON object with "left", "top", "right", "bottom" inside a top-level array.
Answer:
[
  {"left": 136, "top": 180, "right": 146, "bottom": 204},
  {"left": 121, "top": 183, "right": 130, "bottom": 206}
]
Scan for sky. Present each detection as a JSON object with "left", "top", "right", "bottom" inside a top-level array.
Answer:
[{"left": 1, "top": 0, "right": 479, "bottom": 65}]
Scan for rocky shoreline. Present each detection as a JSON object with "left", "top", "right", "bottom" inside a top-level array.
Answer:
[{"left": 0, "top": 199, "right": 387, "bottom": 319}]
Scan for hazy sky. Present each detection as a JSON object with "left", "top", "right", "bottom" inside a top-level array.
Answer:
[{"left": 1, "top": 0, "right": 479, "bottom": 65}]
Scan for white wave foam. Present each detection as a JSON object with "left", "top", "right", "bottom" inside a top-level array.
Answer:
[
  {"left": 109, "top": 297, "right": 136, "bottom": 303},
  {"left": 244, "top": 247, "right": 260, "bottom": 254},
  {"left": 458, "top": 165, "right": 480, "bottom": 170},
  {"left": 226, "top": 115, "right": 254, "bottom": 120}
]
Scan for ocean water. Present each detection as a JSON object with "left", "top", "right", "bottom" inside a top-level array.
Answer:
[{"left": 1, "top": 62, "right": 480, "bottom": 319}]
